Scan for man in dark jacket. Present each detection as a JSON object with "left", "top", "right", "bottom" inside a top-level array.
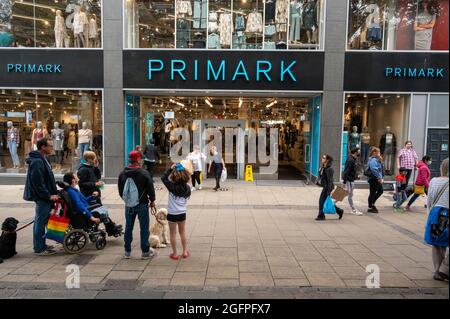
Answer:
[
  {"left": 23, "top": 138, "right": 59, "bottom": 255},
  {"left": 316, "top": 155, "right": 344, "bottom": 221},
  {"left": 343, "top": 148, "right": 363, "bottom": 216},
  {"left": 118, "top": 151, "right": 156, "bottom": 259},
  {"left": 143, "top": 140, "right": 160, "bottom": 180},
  {"left": 77, "top": 151, "right": 103, "bottom": 198}
]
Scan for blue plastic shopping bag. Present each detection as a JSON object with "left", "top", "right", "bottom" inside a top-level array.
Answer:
[{"left": 323, "top": 196, "right": 337, "bottom": 214}]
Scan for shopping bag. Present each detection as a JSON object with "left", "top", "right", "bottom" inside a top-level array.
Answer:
[
  {"left": 331, "top": 186, "right": 349, "bottom": 202},
  {"left": 413, "top": 185, "right": 425, "bottom": 195},
  {"left": 45, "top": 200, "right": 70, "bottom": 243},
  {"left": 323, "top": 196, "right": 337, "bottom": 214},
  {"left": 221, "top": 168, "right": 228, "bottom": 183}
]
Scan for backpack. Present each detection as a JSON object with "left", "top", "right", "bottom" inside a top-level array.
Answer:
[
  {"left": 122, "top": 177, "right": 142, "bottom": 208},
  {"left": 364, "top": 159, "right": 374, "bottom": 178}
]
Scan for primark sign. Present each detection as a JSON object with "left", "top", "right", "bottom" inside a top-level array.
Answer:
[
  {"left": 0, "top": 49, "right": 103, "bottom": 88},
  {"left": 124, "top": 50, "right": 325, "bottom": 91}
]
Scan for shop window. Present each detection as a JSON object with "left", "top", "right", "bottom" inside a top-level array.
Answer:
[
  {"left": 428, "top": 94, "right": 449, "bottom": 127},
  {"left": 342, "top": 93, "right": 410, "bottom": 181},
  {"left": 124, "top": 0, "right": 325, "bottom": 50},
  {"left": 0, "top": 0, "right": 102, "bottom": 48},
  {"left": 347, "top": 0, "right": 449, "bottom": 51},
  {"left": 0, "top": 89, "right": 103, "bottom": 174}
]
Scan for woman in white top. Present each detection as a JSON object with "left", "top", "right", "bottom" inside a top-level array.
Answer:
[
  {"left": 187, "top": 145, "right": 207, "bottom": 191},
  {"left": 425, "top": 158, "right": 449, "bottom": 282}
]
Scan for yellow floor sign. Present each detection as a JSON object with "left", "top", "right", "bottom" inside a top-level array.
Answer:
[{"left": 245, "top": 165, "right": 254, "bottom": 182}]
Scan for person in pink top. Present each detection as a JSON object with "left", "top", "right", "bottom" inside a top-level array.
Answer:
[
  {"left": 405, "top": 155, "right": 432, "bottom": 210},
  {"left": 397, "top": 140, "right": 419, "bottom": 185}
]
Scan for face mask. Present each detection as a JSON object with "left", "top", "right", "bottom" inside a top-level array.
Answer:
[{"left": 428, "top": 161, "right": 432, "bottom": 165}]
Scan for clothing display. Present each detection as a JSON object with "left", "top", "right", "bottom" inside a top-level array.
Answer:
[
  {"left": 303, "top": 0, "right": 317, "bottom": 30},
  {"left": 73, "top": 10, "right": 88, "bottom": 35},
  {"left": 380, "top": 132, "right": 396, "bottom": 173},
  {"left": 233, "top": 32, "right": 247, "bottom": 49},
  {"left": 7, "top": 127, "right": 20, "bottom": 167},
  {"left": 208, "top": 33, "right": 220, "bottom": 49},
  {"left": 208, "top": 12, "right": 219, "bottom": 33},
  {"left": 415, "top": 11, "right": 436, "bottom": 50},
  {"left": 177, "top": 18, "right": 190, "bottom": 48},
  {"left": 219, "top": 13, "right": 232, "bottom": 47},
  {"left": 177, "top": 0, "right": 193, "bottom": 16},
  {"left": 264, "top": 41, "right": 276, "bottom": 49},
  {"left": 235, "top": 15, "right": 246, "bottom": 31},
  {"left": 265, "top": 24, "right": 277, "bottom": 36},
  {"left": 89, "top": 18, "right": 98, "bottom": 39},
  {"left": 54, "top": 12, "right": 66, "bottom": 48},
  {"left": 32, "top": 128, "right": 46, "bottom": 150},
  {"left": 365, "top": 4, "right": 381, "bottom": 42},
  {"left": 193, "top": 0, "right": 207, "bottom": 29},
  {"left": 68, "top": 131, "right": 76, "bottom": 150},
  {"left": 290, "top": 1, "right": 302, "bottom": 42},
  {"left": 51, "top": 128, "right": 64, "bottom": 151},
  {"left": 246, "top": 12, "right": 263, "bottom": 33},
  {"left": 265, "top": 0, "right": 276, "bottom": 21},
  {"left": 360, "top": 132, "right": 371, "bottom": 164},
  {"left": 78, "top": 128, "right": 92, "bottom": 145},
  {"left": 349, "top": 132, "right": 360, "bottom": 150},
  {"left": 275, "top": 0, "right": 289, "bottom": 33}
]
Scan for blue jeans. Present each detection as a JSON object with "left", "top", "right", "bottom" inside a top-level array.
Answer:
[
  {"left": 395, "top": 191, "right": 407, "bottom": 208},
  {"left": 33, "top": 200, "right": 53, "bottom": 253},
  {"left": 7, "top": 141, "right": 20, "bottom": 167},
  {"left": 124, "top": 203, "right": 150, "bottom": 253},
  {"left": 79, "top": 143, "right": 90, "bottom": 160}
]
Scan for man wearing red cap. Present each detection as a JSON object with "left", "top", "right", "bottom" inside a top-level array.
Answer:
[{"left": 118, "top": 150, "right": 156, "bottom": 259}]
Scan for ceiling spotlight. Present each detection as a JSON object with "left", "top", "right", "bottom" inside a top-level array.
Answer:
[
  {"left": 48, "top": 90, "right": 51, "bottom": 95},
  {"left": 385, "top": 98, "right": 389, "bottom": 104},
  {"left": 396, "top": 94, "right": 400, "bottom": 98},
  {"left": 238, "top": 97, "right": 243, "bottom": 108},
  {"left": 380, "top": 94, "right": 384, "bottom": 98},
  {"left": 363, "top": 93, "right": 368, "bottom": 98},
  {"left": 1, "top": 89, "right": 5, "bottom": 95},
  {"left": 63, "top": 90, "right": 67, "bottom": 95},
  {"left": 205, "top": 98, "right": 213, "bottom": 108}
]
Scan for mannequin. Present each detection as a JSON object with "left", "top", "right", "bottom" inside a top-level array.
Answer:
[
  {"left": 414, "top": 0, "right": 437, "bottom": 50},
  {"left": 54, "top": 10, "right": 67, "bottom": 48},
  {"left": 275, "top": 0, "right": 289, "bottom": 38},
  {"left": 360, "top": 127, "right": 371, "bottom": 164},
  {"left": 289, "top": 0, "right": 302, "bottom": 42},
  {"left": 303, "top": 0, "right": 317, "bottom": 44},
  {"left": 51, "top": 122, "right": 64, "bottom": 170},
  {"left": 31, "top": 121, "right": 47, "bottom": 151},
  {"left": 67, "top": 125, "right": 77, "bottom": 156},
  {"left": 73, "top": 6, "right": 88, "bottom": 48},
  {"left": 88, "top": 14, "right": 98, "bottom": 48},
  {"left": 379, "top": 126, "right": 397, "bottom": 175},
  {"left": 78, "top": 122, "right": 92, "bottom": 159},
  {"left": 23, "top": 124, "right": 33, "bottom": 157},
  {"left": 349, "top": 126, "right": 360, "bottom": 151},
  {"left": 365, "top": 3, "right": 381, "bottom": 44},
  {"left": 7, "top": 121, "right": 20, "bottom": 169}
]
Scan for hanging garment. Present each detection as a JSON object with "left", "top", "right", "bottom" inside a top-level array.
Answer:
[
  {"left": 68, "top": 131, "right": 76, "bottom": 150},
  {"left": 208, "top": 33, "right": 221, "bottom": 49},
  {"left": 54, "top": 14, "right": 66, "bottom": 48},
  {"left": 366, "top": 25, "right": 382, "bottom": 42},
  {"left": 265, "top": 24, "right": 277, "bottom": 36},
  {"left": 235, "top": 15, "right": 245, "bottom": 31},
  {"left": 233, "top": 32, "right": 247, "bottom": 49},
  {"left": 219, "top": 13, "right": 232, "bottom": 47},
  {"left": 208, "top": 12, "right": 219, "bottom": 33},
  {"left": 177, "top": 0, "right": 193, "bottom": 16},
  {"left": 289, "top": 2, "right": 302, "bottom": 41},
  {"left": 275, "top": 0, "right": 289, "bottom": 33},
  {"left": 89, "top": 18, "right": 98, "bottom": 39},
  {"left": 193, "top": 0, "right": 207, "bottom": 29},
  {"left": 415, "top": 11, "right": 436, "bottom": 50},
  {"left": 177, "top": 18, "right": 190, "bottom": 48},
  {"left": 246, "top": 12, "right": 263, "bottom": 33},
  {"left": 265, "top": 0, "right": 276, "bottom": 21},
  {"left": 303, "top": 0, "right": 317, "bottom": 30},
  {"left": 73, "top": 11, "right": 88, "bottom": 34},
  {"left": 264, "top": 41, "right": 276, "bottom": 49}
]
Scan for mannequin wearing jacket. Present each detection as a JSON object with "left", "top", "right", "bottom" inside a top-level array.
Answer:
[
  {"left": 7, "top": 121, "right": 20, "bottom": 168},
  {"left": 379, "top": 126, "right": 397, "bottom": 175},
  {"left": 51, "top": 122, "right": 64, "bottom": 170},
  {"left": 54, "top": 10, "right": 67, "bottom": 48}
]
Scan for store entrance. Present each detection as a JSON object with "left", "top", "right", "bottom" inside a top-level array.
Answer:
[{"left": 124, "top": 94, "right": 322, "bottom": 180}]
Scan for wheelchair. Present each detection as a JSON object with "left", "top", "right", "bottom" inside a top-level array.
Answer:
[{"left": 57, "top": 189, "right": 120, "bottom": 254}]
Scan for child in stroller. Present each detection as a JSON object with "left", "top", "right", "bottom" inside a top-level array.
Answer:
[{"left": 58, "top": 172, "right": 123, "bottom": 237}]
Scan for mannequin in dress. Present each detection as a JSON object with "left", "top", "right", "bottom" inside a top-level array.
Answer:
[
  {"left": 414, "top": 0, "right": 437, "bottom": 50},
  {"left": 349, "top": 126, "right": 360, "bottom": 151},
  {"left": 78, "top": 122, "right": 92, "bottom": 160},
  {"left": 88, "top": 14, "right": 98, "bottom": 48},
  {"left": 360, "top": 127, "right": 371, "bottom": 164},
  {"left": 303, "top": 0, "right": 317, "bottom": 44},
  {"left": 7, "top": 121, "right": 20, "bottom": 169},
  {"left": 31, "top": 121, "right": 48, "bottom": 151},
  {"left": 54, "top": 10, "right": 67, "bottom": 48},
  {"left": 51, "top": 122, "right": 64, "bottom": 170},
  {"left": 379, "top": 126, "right": 397, "bottom": 175},
  {"left": 73, "top": 6, "right": 88, "bottom": 48},
  {"left": 67, "top": 125, "right": 77, "bottom": 157}
]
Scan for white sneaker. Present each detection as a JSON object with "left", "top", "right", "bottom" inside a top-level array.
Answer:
[
  {"left": 198, "top": 185, "right": 202, "bottom": 190},
  {"left": 351, "top": 209, "right": 363, "bottom": 216},
  {"left": 191, "top": 187, "right": 195, "bottom": 192}
]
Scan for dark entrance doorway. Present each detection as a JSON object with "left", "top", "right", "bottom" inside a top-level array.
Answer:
[{"left": 427, "top": 129, "right": 449, "bottom": 178}]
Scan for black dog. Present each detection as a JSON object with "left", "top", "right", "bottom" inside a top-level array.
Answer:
[{"left": 0, "top": 217, "right": 19, "bottom": 264}]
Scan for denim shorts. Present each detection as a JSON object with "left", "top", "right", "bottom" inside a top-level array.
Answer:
[{"left": 167, "top": 214, "right": 186, "bottom": 223}]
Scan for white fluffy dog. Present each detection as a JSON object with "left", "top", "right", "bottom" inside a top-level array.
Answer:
[{"left": 150, "top": 208, "right": 170, "bottom": 248}]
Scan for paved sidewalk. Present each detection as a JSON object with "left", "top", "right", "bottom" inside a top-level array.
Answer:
[{"left": 0, "top": 181, "right": 448, "bottom": 298}]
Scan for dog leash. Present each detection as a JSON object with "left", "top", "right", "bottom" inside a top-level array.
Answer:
[
  {"left": 16, "top": 220, "right": 35, "bottom": 232},
  {"left": 151, "top": 206, "right": 164, "bottom": 226}
]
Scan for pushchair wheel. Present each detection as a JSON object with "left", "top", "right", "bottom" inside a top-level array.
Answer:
[
  {"left": 63, "top": 229, "right": 89, "bottom": 254},
  {"left": 95, "top": 237, "right": 107, "bottom": 250}
]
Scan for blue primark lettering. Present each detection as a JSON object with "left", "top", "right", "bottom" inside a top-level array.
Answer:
[
  {"left": 408, "top": 69, "right": 416, "bottom": 77},
  {"left": 207, "top": 60, "right": 226, "bottom": 81},
  {"left": 194, "top": 60, "right": 198, "bottom": 81},
  {"left": 256, "top": 61, "right": 272, "bottom": 82},
  {"left": 7, "top": 64, "right": 14, "bottom": 72},
  {"left": 232, "top": 60, "right": 250, "bottom": 81},
  {"left": 418, "top": 69, "right": 426, "bottom": 77},
  {"left": 436, "top": 68, "right": 444, "bottom": 77},
  {"left": 385, "top": 67, "right": 445, "bottom": 78},
  {"left": 148, "top": 60, "right": 164, "bottom": 80},
  {"left": 6, "top": 64, "right": 62, "bottom": 73},
  {"left": 38, "top": 65, "right": 45, "bottom": 73},
  {"left": 280, "top": 61, "right": 297, "bottom": 81},
  {"left": 171, "top": 60, "right": 187, "bottom": 80}
]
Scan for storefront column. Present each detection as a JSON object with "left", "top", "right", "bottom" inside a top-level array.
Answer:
[
  {"left": 103, "top": 0, "right": 124, "bottom": 179},
  {"left": 320, "top": 0, "right": 347, "bottom": 181}
]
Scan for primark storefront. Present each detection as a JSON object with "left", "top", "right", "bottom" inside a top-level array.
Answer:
[{"left": 0, "top": 0, "right": 448, "bottom": 183}]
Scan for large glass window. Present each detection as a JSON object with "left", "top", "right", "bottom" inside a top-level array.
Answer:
[
  {"left": 341, "top": 93, "right": 410, "bottom": 181},
  {"left": 428, "top": 94, "right": 449, "bottom": 127},
  {"left": 124, "top": 0, "right": 325, "bottom": 50},
  {"left": 0, "top": 0, "right": 102, "bottom": 48},
  {"left": 348, "top": 0, "right": 449, "bottom": 51},
  {"left": 0, "top": 89, "right": 103, "bottom": 174}
]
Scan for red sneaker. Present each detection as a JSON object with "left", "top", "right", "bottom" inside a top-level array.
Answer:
[
  {"left": 169, "top": 253, "right": 179, "bottom": 260},
  {"left": 182, "top": 251, "right": 190, "bottom": 259}
]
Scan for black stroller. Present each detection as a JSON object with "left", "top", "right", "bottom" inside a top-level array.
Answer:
[{"left": 56, "top": 183, "right": 123, "bottom": 254}]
